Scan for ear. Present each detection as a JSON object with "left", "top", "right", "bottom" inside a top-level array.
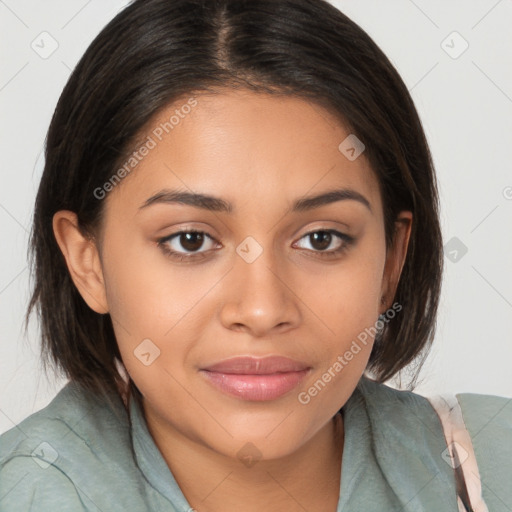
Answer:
[
  {"left": 380, "top": 211, "right": 413, "bottom": 313},
  {"left": 52, "top": 210, "right": 109, "bottom": 314}
]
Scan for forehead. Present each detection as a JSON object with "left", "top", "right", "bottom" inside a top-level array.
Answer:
[{"left": 106, "top": 89, "right": 382, "bottom": 217}]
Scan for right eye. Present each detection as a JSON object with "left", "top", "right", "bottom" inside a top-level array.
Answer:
[{"left": 158, "top": 230, "right": 219, "bottom": 261}]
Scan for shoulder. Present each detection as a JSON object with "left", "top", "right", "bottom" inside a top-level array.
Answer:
[
  {"left": 0, "top": 381, "right": 131, "bottom": 467},
  {"left": 356, "top": 379, "right": 512, "bottom": 510},
  {"left": 0, "top": 455, "right": 86, "bottom": 511},
  {"left": 456, "top": 390, "right": 512, "bottom": 434},
  {"left": 456, "top": 391, "right": 512, "bottom": 510},
  {"left": 0, "top": 381, "right": 136, "bottom": 511},
  {"left": 352, "top": 378, "right": 512, "bottom": 509}
]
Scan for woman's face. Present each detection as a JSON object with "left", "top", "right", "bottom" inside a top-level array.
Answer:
[{"left": 60, "top": 89, "right": 411, "bottom": 461}]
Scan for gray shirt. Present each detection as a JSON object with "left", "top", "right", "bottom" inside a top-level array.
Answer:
[{"left": 1, "top": 376, "right": 511, "bottom": 511}]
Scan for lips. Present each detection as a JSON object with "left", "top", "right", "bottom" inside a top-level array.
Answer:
[
  {"left": 200, "top": 356, "right": 311, "bottom": 401},
  {"left": 202, "top": 356, "right": 309, "bottom": 374}
]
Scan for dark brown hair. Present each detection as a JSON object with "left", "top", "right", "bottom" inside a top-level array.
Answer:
[{"left": 27, "top": 0, "right": 443, "bottom": 411}]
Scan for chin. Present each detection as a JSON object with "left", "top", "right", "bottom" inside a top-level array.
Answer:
[{"left": 199, "top": 414, "right": 319, "bottom": 462}]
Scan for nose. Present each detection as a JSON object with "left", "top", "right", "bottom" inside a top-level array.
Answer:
[{"left": 219, "top": 241, "right": 301, "bottom": 337}]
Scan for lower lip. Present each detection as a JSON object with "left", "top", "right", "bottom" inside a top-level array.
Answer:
[{"left": 200, "top": 369, "right": 310, "bottom": 401}]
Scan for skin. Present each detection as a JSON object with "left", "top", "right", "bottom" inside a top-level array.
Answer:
[{"left": 53, "top": 89, "right": 412, "bottom": 512}]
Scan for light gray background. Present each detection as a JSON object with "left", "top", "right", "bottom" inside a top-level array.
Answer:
[{"left": 1, "top": 0, "right": 511, "bottom": 435}]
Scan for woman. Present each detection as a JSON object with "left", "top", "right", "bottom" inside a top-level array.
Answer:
[{"left": 0, "top": 0, "right": 510, "bottom": 510}]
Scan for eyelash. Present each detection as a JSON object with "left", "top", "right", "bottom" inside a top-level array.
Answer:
[{"left": 157, "top": 228, "right": 355, "bottom": 262}]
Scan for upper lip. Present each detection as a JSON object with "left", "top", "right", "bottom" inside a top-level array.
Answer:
[{"left": 201, "top": 356, "right": 310, "bottom": 375}]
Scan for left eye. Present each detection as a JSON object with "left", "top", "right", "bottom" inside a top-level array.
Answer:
[{"left": 294, "top": 229, "right": 352, "bottom": 253}]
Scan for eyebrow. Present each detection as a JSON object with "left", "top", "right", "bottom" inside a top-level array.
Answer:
[{"left": 139, "top": 188, "right": 372, "bottom": 214}]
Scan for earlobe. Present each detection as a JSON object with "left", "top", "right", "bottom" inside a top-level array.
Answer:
[
  {"left": 52, "top": 210, "right": 109, "bottom": 314},
  {"left": 380, "top": 211, "right": 413, "bottom": 312}
]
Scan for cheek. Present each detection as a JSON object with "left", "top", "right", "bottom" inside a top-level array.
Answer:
[
  {"left": 101, "top": 239, "right": 228, "bottom": 392},
  {"left": 102, "top": 237, "right": 207, "bottom": 332},
  {"left": 314, "top": 251, "right": 386, "bottom": 334},
  {"left": 100, "top": 242, "right": 192, "bottom": 376},
  {"left": 298, "top": 257, "right": 385, "bottom": 416}
]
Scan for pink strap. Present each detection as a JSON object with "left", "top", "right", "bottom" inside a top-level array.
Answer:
[
  {"left": 114, "top": 356, "right": 130, "bottom": 407},
  {"left": 427, "top": 394, "right": 489, "bottom": 512}
]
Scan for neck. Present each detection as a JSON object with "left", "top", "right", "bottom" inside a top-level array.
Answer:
[{"left": 144, "top": 408, "right": 344, "bottom": 512}]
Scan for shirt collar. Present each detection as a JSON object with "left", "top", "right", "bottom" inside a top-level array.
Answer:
[
  {"left": 339, "top": 377, "right": 459, "bottom": 511},
  {"left": 128, "top": 394, "right": 194, "bottom": 511}
]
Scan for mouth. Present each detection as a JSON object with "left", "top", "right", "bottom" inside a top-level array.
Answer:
[{"left": 199, "top": 356, "right": 311, "bottom": 401}]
